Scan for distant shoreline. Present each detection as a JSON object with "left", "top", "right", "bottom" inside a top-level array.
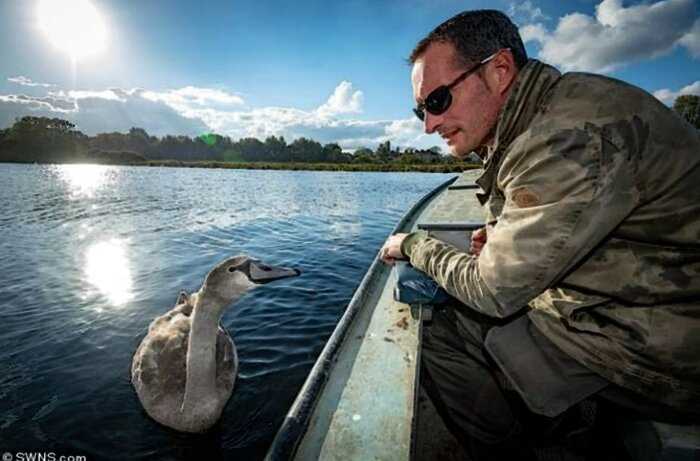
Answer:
[{"left": 1, "top": 159, "right": 482, "bottom": 173}]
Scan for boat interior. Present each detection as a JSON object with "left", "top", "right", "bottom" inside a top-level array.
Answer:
[{"left": 266, "top": 172, "right": 700, "bottom": 461}]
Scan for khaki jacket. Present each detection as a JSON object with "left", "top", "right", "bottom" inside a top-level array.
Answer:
[{"left": 403, "top": 59, "right": 700, "bottom": 411}]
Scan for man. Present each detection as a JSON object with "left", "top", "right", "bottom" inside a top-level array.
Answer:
[{"left": 380, "top": 9, "right": 700, "bottom": 460}]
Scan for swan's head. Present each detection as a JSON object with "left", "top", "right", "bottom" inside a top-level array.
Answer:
[{"left": 201, "top": 255, "right": 301, "bottom": 303}]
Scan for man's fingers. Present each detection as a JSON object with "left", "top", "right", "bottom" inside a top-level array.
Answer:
[
  {"left": 379, "top": 246, "right": 392, "bottom": 265},
  {"left": 472, "top": 228, "right": 487, "bottom": 242},
  {"left": 379, "top": 233, "right": 408, "bottom": 265}
]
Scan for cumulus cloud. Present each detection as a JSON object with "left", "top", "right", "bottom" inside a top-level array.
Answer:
[
  {"left": 189, "top": 104, "right": 388, "bottom": 147},
  {"left": 55, "top": 89, "right": 127, "bottom": 102},
  {"left": 653, "top": 80, "right": 700, "bottom": 105},
  {"left": 7, "top": 76, "right": 56, "bottom": 88},
  {"left": 384, "top": 118, "right": 444, "bottom": 150},
  {"left": 0, "top": 88, "right": 207, "bottom": 136},
  {"left": 679, "top": 18, "right": 700, "bottom": 57},
  {"left": 508, "top": 1, "right": 550, "bottom": 23},
  {"left": 141, "top": 86, "right": 244, "bottom": 115},
  {"left": 316, "top": 81, "right": 363, "bottom": 117},
  {"left": 0, "top": 79, "right": 445, "bottom": 151},
  {"left": 520, "top": 0, "right": 699, "bottom": 72},
  {"left": 0, "top": 93, "right": 76, "bottom": 114},
  {"left": 519, "top": 23, "right": 549, "bottom": 44}
]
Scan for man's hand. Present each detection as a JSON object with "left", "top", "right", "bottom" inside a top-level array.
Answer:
[
  {"left": 380, "top": 233, "right": 408, "bottom": 266},
  {"left": 470, "top": 227, "right": 488, "bottom": 256}
]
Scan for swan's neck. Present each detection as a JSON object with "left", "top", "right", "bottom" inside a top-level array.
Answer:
[{"left": 181, "top": 293, "right": 227, "bottom": 412}]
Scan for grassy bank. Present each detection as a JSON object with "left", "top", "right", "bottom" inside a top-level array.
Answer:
[
  {"left": 139, "top": 160, "right": 481, "bottom": 173},
  {"left": 3, "top": 159, "right": 482, "bottom": 173}
]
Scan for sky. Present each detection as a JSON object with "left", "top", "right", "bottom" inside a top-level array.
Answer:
[{"left": 0, "top": 0, "right": 698, "bottom": 152}]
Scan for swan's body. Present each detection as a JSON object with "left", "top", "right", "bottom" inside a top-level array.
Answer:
[
  {"left": 131, "top": 256, "right": 299, "bottom": 433},
  {"left": 131, "top": 292, "right": 238, "bottom": 432}
]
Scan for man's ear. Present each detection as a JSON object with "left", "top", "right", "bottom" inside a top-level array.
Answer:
[{"left": 488, "top": 51, "right": 518, "bottom": 96}]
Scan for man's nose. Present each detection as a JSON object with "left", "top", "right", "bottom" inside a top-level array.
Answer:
[{"left": 424, "top": 112, "right": 441, "bottom": 134}]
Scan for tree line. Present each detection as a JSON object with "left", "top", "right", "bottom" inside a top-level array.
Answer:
[
  {"left": 0, "top": 116, "right": 462, "bottom": 165},
  {"left": 1, "top": 95, "right": 696, "bottom": 166}
]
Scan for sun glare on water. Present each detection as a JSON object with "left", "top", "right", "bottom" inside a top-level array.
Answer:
[
  {"left": 37, "top": 0, "right": 107, "bottom": 61},
  {"left": 54, "top": 164, "right": 116, "bottom": 199},
  {"left": 85, "top": 239, "right": 134, "bottom": 308}
]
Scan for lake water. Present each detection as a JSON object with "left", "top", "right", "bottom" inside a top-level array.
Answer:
[{"left": 0, "top": 163, "right": 455, "bottom": 460}]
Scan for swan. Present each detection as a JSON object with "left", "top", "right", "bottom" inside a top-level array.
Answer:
[{"left": 131, "top": 255, "right": 300, "bottom": 433}]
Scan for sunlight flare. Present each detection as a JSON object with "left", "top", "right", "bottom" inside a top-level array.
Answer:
[{"left": 37, "top": 0, "right": 107, "bottom": 61}]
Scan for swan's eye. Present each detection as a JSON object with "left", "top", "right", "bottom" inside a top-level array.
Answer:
[
  {"left": 228, "top": 266, "right": 236, "bottom": 273},
  {"left": 260, "top": 265, "right": 271, "bottom": 272}
]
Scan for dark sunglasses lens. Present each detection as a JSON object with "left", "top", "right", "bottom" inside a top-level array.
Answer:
[
  {"left": 426, "top": 86, "right": 451, "bottom": 115},
  {"left": 413, "top": 85, "right": 453, "bottom": 121}
]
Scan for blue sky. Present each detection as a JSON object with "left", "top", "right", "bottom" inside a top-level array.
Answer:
[{"left": 0, "top": 0, "right": 698, "bottom": 151}]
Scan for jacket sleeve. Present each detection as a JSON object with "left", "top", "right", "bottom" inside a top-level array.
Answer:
[{"left": 402, "top": 124, "right": 640, "bottom": 318}]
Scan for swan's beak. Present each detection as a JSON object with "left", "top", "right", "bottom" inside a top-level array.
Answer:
[{"left": 248, "top": 261, "right": 301, "bottom": 284}]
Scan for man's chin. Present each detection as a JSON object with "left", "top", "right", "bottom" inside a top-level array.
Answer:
[{"left": 448, "top": 144, "right": 471, "bottom": 160}]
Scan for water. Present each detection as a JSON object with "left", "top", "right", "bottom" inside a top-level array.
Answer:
[{"left": 0, "top": 163, "right": 454, "bottom": 460}]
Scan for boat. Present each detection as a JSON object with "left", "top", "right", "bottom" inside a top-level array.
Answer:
[{"left": 265, "top": 171, "right": 700, "bottom": 461}]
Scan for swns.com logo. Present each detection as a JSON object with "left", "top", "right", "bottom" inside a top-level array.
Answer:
[
  {"left": 5, "top": 454, "right": 56, "bottom": 461},
  {"left": 3, "top": 453, "right": 86, "bottom": 461}
]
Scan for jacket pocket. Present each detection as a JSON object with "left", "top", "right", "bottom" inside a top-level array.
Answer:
[{"left": 529, "top": 287, "right": 611, "bottom": 334}]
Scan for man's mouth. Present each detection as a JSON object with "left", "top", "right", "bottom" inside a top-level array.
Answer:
[{"left": 441, "top": 129, "right": 459, "bottom": 143}]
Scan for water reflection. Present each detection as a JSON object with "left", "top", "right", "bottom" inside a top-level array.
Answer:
[
  {"left": 0, "top": 164, "right": 458, "bottom": 460},
  {"left": 54, "top": 164, "right": 116, "bottom": 199},
  {"left": 84, "top": 239, "right": 133, "bottom": 307}
]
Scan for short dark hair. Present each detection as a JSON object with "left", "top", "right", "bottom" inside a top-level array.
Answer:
[{"left": 409, "top": 10, "right": 528, "bottom": 69}]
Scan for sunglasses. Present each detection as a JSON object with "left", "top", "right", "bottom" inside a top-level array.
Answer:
[{"left": 413, "top": 50, "right": 502, "bottom": 121}]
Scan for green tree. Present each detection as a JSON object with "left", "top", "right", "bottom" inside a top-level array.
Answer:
[
  {"left": 289, "top": 137, "right": 323, "bottom": 162},
  {"left": 673, "top": 95, "right": 700, "bottom": 129},
  {"left": 376, "top": 140, "right": 391, "bottom": 160},
  {"left": 322, "top": 142, "right": 343, "bottom": 163},
  {"left": 236, "top": 137, "right": 266, "bottom": 161},
  {"left": 353, "top": 147, "right": 376, "bottom": 163},
  {"left": 263, "top": 136, "right": 288, "bottom": 161},
  {"left": 0, "top": 116, "right": 86, "bottom": 162}
]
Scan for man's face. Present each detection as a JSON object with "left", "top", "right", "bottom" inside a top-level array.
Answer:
[{"left": 412, "top": 42, "right": 502, "bottom": 159}]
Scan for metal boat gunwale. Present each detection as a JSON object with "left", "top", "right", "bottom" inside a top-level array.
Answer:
[
  {"left": 266, "top": 168, "right": 700, "bottom": 460},
  {"left": 265, "top": 176, "right": 458, "bottom": 460}
]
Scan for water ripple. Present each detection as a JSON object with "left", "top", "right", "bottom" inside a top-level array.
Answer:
[{"left": 0, "top": 163, "right": 471, "bottom": 460}]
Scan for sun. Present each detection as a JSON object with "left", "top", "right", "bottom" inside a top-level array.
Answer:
[{"left": 37, "top": 0, "right": 108, "bottom": 61}]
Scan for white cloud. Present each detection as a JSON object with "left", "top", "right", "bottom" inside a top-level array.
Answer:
[
  {"left": 0, "top": 93, "right": 76, "bottom": 113},
  {"left": 508, "top": 1, "right": 550, "bottom": 23},
  {"left": 520, "top": 0, "right": 699, "bottom": 72},
  {"left": 55, "top": 89, "right": 127, "bottom": 102},
  {"left": 7, "top": 76, "right": 56, "bottom": 88},
  {"left": 141, "top": 86, "right": 244, "bottom": 113},
  {"left": 519, "top": 23, "right": 549, "bottom": 44},
  {"left": 679, "top": 18, "right": 700, "bottom": 57},
  {"left": 0, "top": 88, "right": 207, "bottom": 136},
  {"left": 653, "top": 80, "right": 700, "bottom": 105},
  {"left": 316, "top": 81, "right": 363, "bottom": 117},
  {"left": 0, "top": 79, "right": 446, "bottom": 151},
  {"left": 384, "top": 118, "right": 445, "bottom": 150}
]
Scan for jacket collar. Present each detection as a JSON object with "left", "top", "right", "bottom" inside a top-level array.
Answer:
[{"left": 476, "top": 59, "right": 561, "bottom": 205}]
